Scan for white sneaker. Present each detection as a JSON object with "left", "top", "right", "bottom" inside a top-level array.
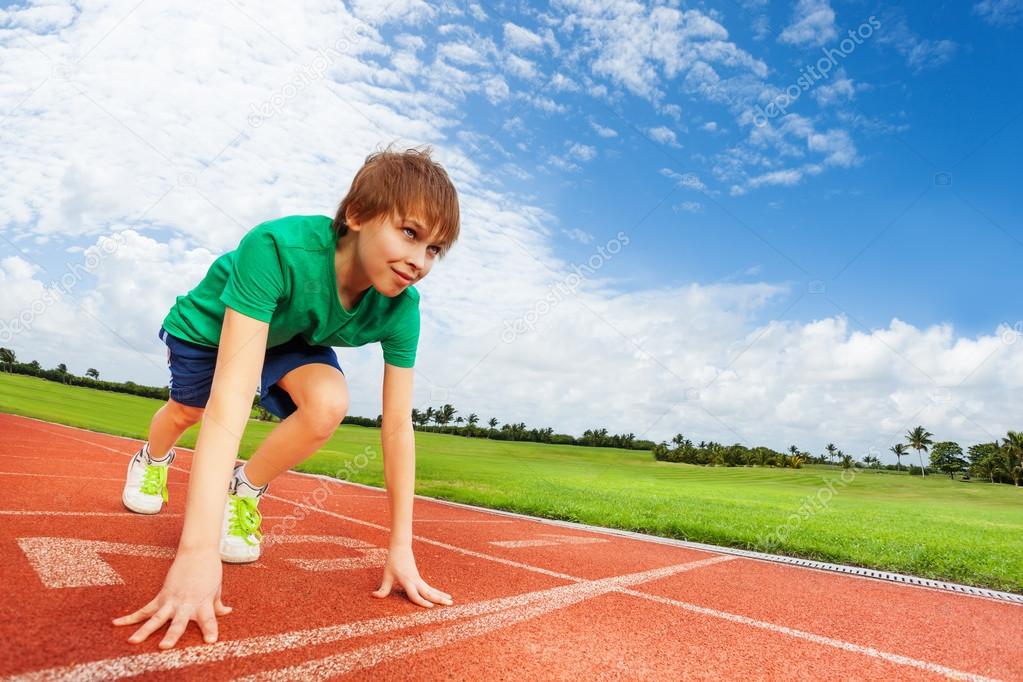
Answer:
[
  {"left": 122, "top": 443, "right": 176, "bottom": 514},
  {"left": 220, "top": 462, "right": 267, "bottom": 564}
]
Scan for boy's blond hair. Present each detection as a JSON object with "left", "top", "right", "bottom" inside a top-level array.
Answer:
[{"left": 333, "top": 143, "right": 460, "bottom": 258}]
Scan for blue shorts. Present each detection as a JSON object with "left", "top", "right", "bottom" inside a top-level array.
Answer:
[{"left": 158, "top": 326, "right": 343, "bottom": 420}]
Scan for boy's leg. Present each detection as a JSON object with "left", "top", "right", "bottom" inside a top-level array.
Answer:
[
  {"left": 147, "top": 399, "right": 204, "bottom": 459},
  {"left": 243, "top": 363, "right": 348, "bottom": 487}
]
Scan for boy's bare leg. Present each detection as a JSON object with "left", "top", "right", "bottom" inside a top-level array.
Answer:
[
  {"left": 146, "top": 399, "right": 203, "bottom": 460},
  {"left": 241, "top": 410, "right": 332, "bottom": 487}
]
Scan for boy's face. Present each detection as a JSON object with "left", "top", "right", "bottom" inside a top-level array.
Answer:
[{"left": 350, "top": 210, "right": 442, "bottom": 296}]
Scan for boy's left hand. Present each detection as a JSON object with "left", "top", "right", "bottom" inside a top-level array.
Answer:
[{"left": 371, "top": 544, "right": 453, "bottom": 608}]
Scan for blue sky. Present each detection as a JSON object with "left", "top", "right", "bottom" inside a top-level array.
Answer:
[{"left": 377, "top": 0, "right": 1023, "bottom": 337}]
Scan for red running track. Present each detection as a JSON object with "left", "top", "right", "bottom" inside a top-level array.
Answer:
[{"left": 0, "top": 412, "right": 1020, "bottom": 681}]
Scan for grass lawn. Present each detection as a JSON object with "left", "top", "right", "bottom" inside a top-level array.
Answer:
[{"left": 2, "top": 372, "right": 1020, "bottom": 593}]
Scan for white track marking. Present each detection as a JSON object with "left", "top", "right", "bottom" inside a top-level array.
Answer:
[
  {"left": 0, "top": 471, "right": 185, "bottom": 484},
  {"left": 490, "top": 532, "right": 610, "bottom": 548},
  {"left": 616, "top": 587, "right": 1002, "bottom": 682},
  {"left": 235, "top": 556, "right": 738, "bottom": 682},
  {"left": 239, "top": 554, "right": 1001, "bottom": 682},
  {"left": 15, "top": 535, "right": 392, "bottom": 588},
  {"left": 261, "top": 535, "right": 388, "bottom": 572},
  {"left": 16, "top": 538, "right": 176, "bottom": 588},
  {"left": 0, "top": 511, "right": 292, "bottom": 518},
  {"left": 8, "top": 556, "right": 735, "bottom": 681},
  {"left": 413, "top": 519, "right": 513, "bottom": 523}
]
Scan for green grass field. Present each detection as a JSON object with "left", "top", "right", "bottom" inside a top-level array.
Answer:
[{"left": 2, "top": 372, "right": 1020, "bottom": 593}]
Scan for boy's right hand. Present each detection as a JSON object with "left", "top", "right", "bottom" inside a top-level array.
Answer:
[{"left": 112, "top": 547, "right": 232, "bottom": 649}]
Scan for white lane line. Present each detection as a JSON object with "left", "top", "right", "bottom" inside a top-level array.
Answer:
[
  {"left": 413, "top": 519, "right": 513, "bottom": 523},
  {"left": 235, "top": 556, "right": 738, "bottom": 682},
  {"left": 490, "top": 533, "right": 610, "bottom": 548},
  {"left": 0, "top": 470, "right": 186, "bottom": 484},
  {"left": 8, "top": 556, "right": 735, "bottom": 681},
  {"left": 617, "top": 586, "right": 1002, "bottom": 682},
  {"left": 0, "top": 511, "right": 293, "bottom": 518}
]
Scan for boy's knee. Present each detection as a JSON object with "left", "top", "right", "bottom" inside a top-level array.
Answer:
[
  {"left": 168, "top": 400, "right": 204, "bottom": 425},
  {"left": 299, "top": 396, "right": 348, "bottom": 438}
]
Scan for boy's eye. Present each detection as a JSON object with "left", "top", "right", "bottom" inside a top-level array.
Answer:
[
  {"left": 402, "top": 227, "right": 416, "bottom": 238},
  {"left": 428, "top": 245, "right": 442, "bottom": 256}
]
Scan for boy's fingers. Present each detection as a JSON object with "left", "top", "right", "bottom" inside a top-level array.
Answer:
[
  {"left": 403, "top": 582, "right": 434, "bottom": 608},
  {"left": 371, "top": 573, "right": 393, "bottom": 598},
  {"left": 198, "top": 612, "right": 219, "bottom": 644},
  {"left": 158, "top": 612, "right": 190, "bottom": 650},
  {"left": 128, "top": 605, "right": 173, "bottom": 644},
  {"left": 113, "top": 599, "right": 158, "bottom": 626}
]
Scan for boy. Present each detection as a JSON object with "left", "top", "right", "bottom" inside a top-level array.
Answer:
[{"left": 113, "top": 144, "right": 458, "bottom": 649}]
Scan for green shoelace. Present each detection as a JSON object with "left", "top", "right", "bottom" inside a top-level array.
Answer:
[
  {"left": 227, "top": 496, "right": 263, "bottom": 546},
  {"left": 139, "top": 464, "right": 169, "bottom": 503}
]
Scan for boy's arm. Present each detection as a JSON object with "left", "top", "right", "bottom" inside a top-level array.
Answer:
[
  {"left": 379, "top": 363, "right": 417, "bottom": 548},
  {"left": 372, "top": 363, "right": 453, "bottom": 608},
  {"left": 179, "top": 306, "right": 269, "bottom": 550},
  {"left": 113, "top": 306, "right": 269, "bottom": 648}
]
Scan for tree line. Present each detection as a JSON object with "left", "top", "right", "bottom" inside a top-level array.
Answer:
[{"left": 653, "top": 424, "right": 1022, "bottom": 486}]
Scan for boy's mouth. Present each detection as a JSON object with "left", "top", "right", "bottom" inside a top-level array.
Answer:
[{"left": 392, "top": 268, "right": 414, "bottom": 284}]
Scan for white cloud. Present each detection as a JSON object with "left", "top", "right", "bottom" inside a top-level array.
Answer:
[
  {"left": 973, "top": 0, "right": 1023, "bottom": 26},
  {"left": 648, "top": 126, "right": 682, "bottom": 148},
  {"left": 590, "top": 121, "right": 618, "bottom": 138},
  {"left": 779, "top": 0, "right": 837, "bottom": 48},
  {"left": 875, "top": 12, "right": 958, "bottom": 72},
  {"left": 673, "top": 201, "right": 703, "bottom": 213},
  {"left": 503, "top": 22, "right": 545, "bottom": 52},
  {"left": 562, "top": 227, "right": 594, "bottom": 244},
  {"left": 566, "top": 142, "right": 597, "bottom": 161},
  {"left": 812, "top": 71, "right": 856, "bottom": 107},
  {"left": 504, "top": 53, "right": 540, "bottom": 80},
  {"left": 558, "top": 1, "right": 767, "bottom": 103}
]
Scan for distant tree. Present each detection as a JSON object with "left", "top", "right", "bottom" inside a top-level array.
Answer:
[
  {"left": 85, "top": 368, "right": 99, "bottom": 379},
  {"left": 825, "top": 443, "right": 838, "bottom": 464},
  {"left": 998, "top": 432, "right": 1023, "bottom": 487},
  {"left": 906, "top": 426, "right": 934, "bottom": 477},
  {"left": 56, "top": 363, "right": 68, "bottom": 373},
  {"left": 0, "top": 347, "right": 15, "bottom": 371},
  {"left": 840, "top": 453, "right": 854, "bottom": 469},
  {"left": 890, "top": 444, "right": 909, "bottom": 472},
  {"left": 930, "top": 442, "right": 968, "bottom": 479}
]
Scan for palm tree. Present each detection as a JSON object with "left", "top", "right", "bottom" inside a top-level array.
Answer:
[
  {"left": 825, "top": 443, "right": 838, "bottom": 464},
  {"left": 85, "top": 368, "right": 99, "bottom": 379},
  {"left": 999, "top": 431, "right": 1023, "bottom": 487},
  {"left": 890, "top": 444, "right": 909, "bottom": 472},
  {"left": 906, "top": 426, "right": 934, "bottom": 477},
  {"left": 788, "top": 445, "right": 799, "bottom": 458}
]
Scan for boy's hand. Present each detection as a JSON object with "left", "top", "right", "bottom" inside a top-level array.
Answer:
[
  {"left": 371, "top": 544, "right": 453, "bottom": 608},
  {"left": 112, "top": 547, "right": 231, "bottom": 649}
]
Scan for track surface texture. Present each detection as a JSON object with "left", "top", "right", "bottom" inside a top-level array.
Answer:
[{"left": 0, "top": 413, "right": 1020, "bottom": 681}]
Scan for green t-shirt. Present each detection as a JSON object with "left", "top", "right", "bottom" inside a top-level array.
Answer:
[{"left": 161, "top": 214, "right": 420, "bottom": 368}]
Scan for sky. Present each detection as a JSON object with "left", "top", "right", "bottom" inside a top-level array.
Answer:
[{"left": 0, "top": 0, "right": 1021, "bottom": 463}]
